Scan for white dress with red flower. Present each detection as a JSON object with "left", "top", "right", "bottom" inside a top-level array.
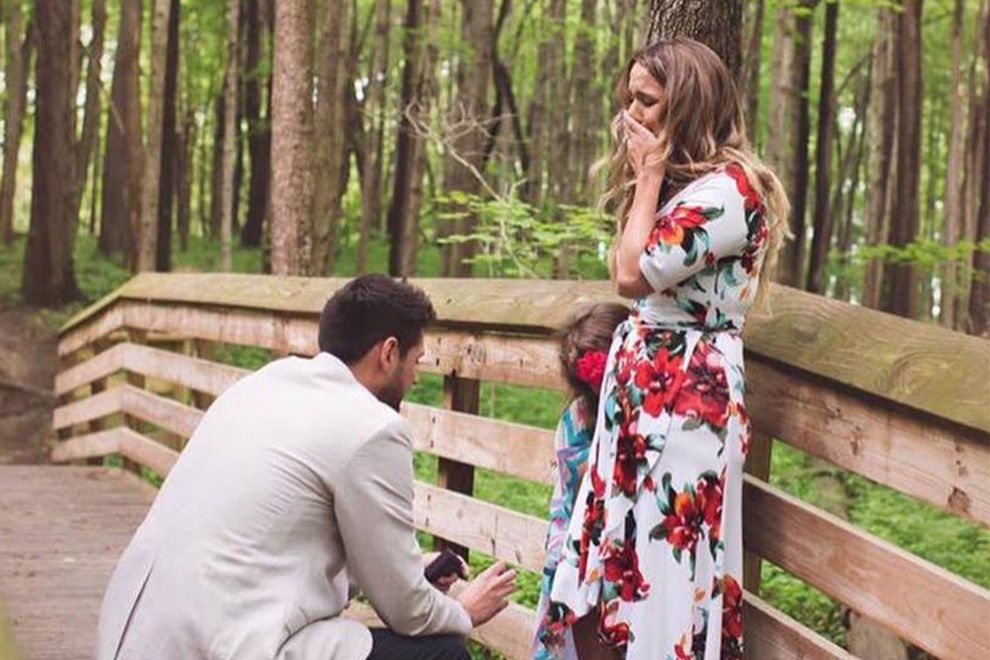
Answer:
[{"left": 540, "top": 166, "right": 764, "bottom": 660}]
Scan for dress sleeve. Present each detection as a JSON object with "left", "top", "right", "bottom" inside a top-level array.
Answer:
[{"left": 638, "top": 175, "right": 748, "bottom": 294}]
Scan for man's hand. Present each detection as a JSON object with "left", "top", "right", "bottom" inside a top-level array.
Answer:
[
  {"left": 423, "top": 551, "right": 468, "bottom": 594},
  {"left": 455, "top": 561, "right": 518, "bottom": 627}
]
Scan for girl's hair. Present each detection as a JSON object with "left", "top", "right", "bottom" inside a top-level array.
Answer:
[
  {"left": 558, "top": 303, "right": 630, "bottom": 405},
  {"left": 598, "top": 37, "right": 791, "bottom": 305}
]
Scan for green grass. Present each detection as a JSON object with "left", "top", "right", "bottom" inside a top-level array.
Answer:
[{"left": 8, "top": 225, "right": 989, "bottom": 653}]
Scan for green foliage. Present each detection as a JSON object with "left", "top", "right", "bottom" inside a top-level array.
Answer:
[{"left": 431, "top": 191, "right": 612, "bottom": 279}]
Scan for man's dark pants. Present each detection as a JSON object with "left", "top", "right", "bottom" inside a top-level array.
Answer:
[{"left": 367, "top": 628, "right": 470, "bottom": 660}]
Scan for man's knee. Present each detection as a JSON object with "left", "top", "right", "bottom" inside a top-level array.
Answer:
[{"left": 434, "top": 634, "right": 470, "bottom": 660}]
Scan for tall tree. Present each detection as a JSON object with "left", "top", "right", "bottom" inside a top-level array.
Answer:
[
  {"left": 880, "top": 0, "right": 923, "bottom": 318},
  {"left": 21, "top": 0, "right": 81, "bottom": 304},
  {"left": 310, "top": 0, "right": 351, "bottom": 275},
  {"left": 743, "top": 0, "right": 766, "bottom": 146},
  {"left": 220, "top": 0, "right": 241, "bottom": 272},
  {"left": 966, "top": 4, "right": 989, "bottom": 336},
  {"left": 524, "top": 0, "right": 553, "bottom": 207},
  {"left": 99, "top": 0, "right": 143, "bottom": 258},
  {"left": 270, "top": 0, "right": 315, "bottom": 275},
  {"left": 644, "top": 0, "right": 743, "bottom": 76},
  {"left": 387, "top": 0, "right": 437, "bottom": 276},
  {"left": 0, "top": 2, "right": 33, "bottom": 246},
  {"left": 241, "top": 0, "right": 272, "bottom": 248},
  {"left": 358, "top": 0, "right": 391, "bottom": 273},
  {"left": 440, "top": 0, "right": 494, "bottom": 277},
  {"left": 73, "top": 0, "right": 107, "bottom": 226},
  {"left": 767, "top": 0, "right": 817, "bottom": 288},
  {"left": 806, "top": 0, "right": 839, "bottom": 294},
  {"left": 941, "top": 0, "right": 966, "bottom": 328},
  {"left": 863, "top": 8, "right": 897, "bottom": 309},
  {"left": 135, "top": 0, "right": 174, "bottom": 272},
  {"left": 156, "top": 0, "right": 180, "bottom": 272}
]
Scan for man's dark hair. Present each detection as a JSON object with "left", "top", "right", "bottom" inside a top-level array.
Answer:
[{"left": 318, "top": 274, "right": 436, "bottom": 364}]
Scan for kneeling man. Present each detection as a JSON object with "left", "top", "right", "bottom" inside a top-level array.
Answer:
[{"left": 97, "top": 275, "right": 516, "bottom": 660}]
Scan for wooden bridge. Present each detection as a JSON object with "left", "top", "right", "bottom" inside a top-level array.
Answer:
[{"left": 1, "top": 273, "right": 988, "bottom": 659}]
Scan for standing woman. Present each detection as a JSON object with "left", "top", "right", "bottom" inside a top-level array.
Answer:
[{"left": 540, "top": 38, "right": 789, "bottom": 660}]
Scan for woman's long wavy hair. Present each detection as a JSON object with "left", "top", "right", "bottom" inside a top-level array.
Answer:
[{"left": 599, "top": 38, "right": 790, "bottom": 306}]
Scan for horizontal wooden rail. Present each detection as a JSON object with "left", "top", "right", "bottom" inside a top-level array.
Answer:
[
  {"left": 748, "top": 357, "right": 990, "bottom": 525},
  {"left": 56, "top": 338, "right": 990, "bottom": 525},
  {"left": 60, "top": 273, "right": 990, "bottom": 432},
  {"left": 743, "top": 475, "right": 990, "bottom": 659},
  {"left": 344, "top": 583, "right": 854, "bottom": 660}
]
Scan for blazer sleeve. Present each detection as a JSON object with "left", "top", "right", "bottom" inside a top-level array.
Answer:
[
  {"left": 638, "top": 176, "right": 748, "bottom": 294},
  {"left": 334, "top": 418, "right": 473, "bottom": 637}
]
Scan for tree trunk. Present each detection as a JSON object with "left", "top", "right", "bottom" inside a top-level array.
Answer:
[
  {"left": 743, "top": 0, "right": 765, "bottom": 146},
  {"left": 440, "top": 0, "right": 493, "bottom": 277},
  {"left": 21, "top": 0, "right": 81, "bottom": 304},
  {"left": 156, "top": 0, "right": 179, "bottom": 272},
  {"left": 135, "top": 0, "right": 173, "bottom": 272},
  {"left": 644, "top": 0, "right": 743, "bottom": 77},
  {"left": 863, "top": 9, "right": 898, "bottom": 309},
  {"left": 310, "top": 0, "right": 350, "bottom": 276},
  {"left": 767, "top": 0, "right": 816, "bottom": 288},
  {"left": 220, "top": 0, "right": 240, "bottom": 272},
  {"left": 523, "top": 0, "right": 552, "bottom": 207},
  {"left": 571, "top": 0, "right": 597, "bottom": 205},
  {"left": 270, "top": 0, "right": 315, "bottom": 276},
  {"left": 210, "top": 93, "right": 224, "bottom": 239},
  {"left": 99, "top": 0, "right": 142, "bottom": 258},
  {"left": 966, "top": 5, "right": 989, "bottom": 336},
  {"left": 73, "top": 0, "right": 106, "bottom": 227},
  {"left": 177, "top": 108, "right": 194, "bottom": 251},
  {"left": 387, "top": 0, "right": 437, "bottom": 277},
  {"left": 941, "top": 0, "right": 966, "bottom": 328},
  {"left": 879, "top": 0, "right": 923, "bottom": 319},
  {"left": 358, "top": 0, "right": 391, "bottom": 273},
  {"left": 0, "top": 5, "right": 33, "bottom": 246},
  {"left": 833, "top": 67, "right": 869, "bottom": 302},
  {"left": 806, "top": 0, "right": 839, "bottom": 294},
  {"left": 241, "top": 0, "right": 271, "bottom": 248}
]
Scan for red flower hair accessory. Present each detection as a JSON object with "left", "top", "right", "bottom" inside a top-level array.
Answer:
[{"left": 575, "top": 350, "right": 608, "bottom": 392}]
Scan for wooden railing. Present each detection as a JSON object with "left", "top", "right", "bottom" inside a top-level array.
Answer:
[{"left": 52, "top": 273, "right": 990, "bottom": 659}]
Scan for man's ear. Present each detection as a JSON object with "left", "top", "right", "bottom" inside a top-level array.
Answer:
[{"left": 379, "top": 336, "right": 399, "bottom": 371}]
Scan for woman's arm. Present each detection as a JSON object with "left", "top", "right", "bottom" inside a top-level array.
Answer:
[{"left": 615, "top": 111, "right": 666, "bottom": 300}]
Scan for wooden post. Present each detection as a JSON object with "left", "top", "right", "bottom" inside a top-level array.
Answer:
[
  {"left": 434, "top": 373, "right": 480, "bottom": 560},
  {"left": 122, "top": 329, "right": 148, "bottom": 475},
  {"left": 84, "top": 338, "right": 112, "bottom": 465},
  {"left": 743, "top": 431, "right": 773, "bottom": 594},
  {"left": 192, "top": 339, "right": 216, "bottom": 409}
]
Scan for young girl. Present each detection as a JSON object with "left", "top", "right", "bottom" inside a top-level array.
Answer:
[{"left": 533, "top": 303, "right": 630, "bottom": 660}]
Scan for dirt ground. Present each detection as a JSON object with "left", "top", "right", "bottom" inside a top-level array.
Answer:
[{"left": 0, "top": 304, "right": 56, "bottom": 465}]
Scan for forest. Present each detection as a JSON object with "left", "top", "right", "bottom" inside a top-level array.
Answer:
[
  {"left": 1, "top": 0, "right": 987, "bottom": 335},
  {"left": 0, "top": 0, "right": 988, "bottom": 657}
]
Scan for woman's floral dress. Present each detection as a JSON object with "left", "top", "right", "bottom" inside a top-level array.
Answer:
[
  {"left": 532, "top": 396, "right": 596, "bottom": 660},
  {"left": 540, "top": 166, "right": 766, "bottom": 660}
]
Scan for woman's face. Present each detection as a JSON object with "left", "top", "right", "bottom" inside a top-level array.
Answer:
[{"left": 626, "top": 62, "right": 665, "bottom": 136}]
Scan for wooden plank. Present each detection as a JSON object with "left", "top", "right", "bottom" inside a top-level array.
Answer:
[
  {"left": 58, "top": 274, "right": 989, "bottom": 431},
  {"left": 120, "top": 386, "right": 204, "bottom": 440},
  {"left": 748, "top": 357, "right": 990, "bottom": 525},
  {"left": 56, "top": 343, "right": 249, "bottom": 399},
  {"left": 118, "top": 428, "right": 180, "bottom": 477},
  {"left": 52, "top": 387, "right": 122, "bottom": 431},
  {"left": 51, "top": 428, "right": 123, "bottom": 463},
  {"left": 402, "top": 403, "right": 556, "bottom": 485},
  {"left": 55, "top": 342, "right": 125, "bottom": 396},
  {"left": 742, "top": 431, "right": 773, "bottom": 593},
  {"left": 745, "top": 287, "right": 990, "bottom": 432},
  {"left": 743, "top": 475, "right": 990, "bottom": 659},
  {"left": 743, "top": 594, "right": 855, "bottom": 660},
  {"left": 413, "top": 482, "right": 546, "bottom": 573},
  {"left": 58, "top": 306, "right": 123, "bottom": 358},
  {"left": 434, "top": 376, "right": 481, "bottom": 559},
  {"left": 110, "top": 301, "right": 565, "bottom": 389},
  {"left": 345, "top": 587, "right": 851, "bottom": 660},
  {"left": 0, "top": 466, "right": 154, "bottom": 660}
]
